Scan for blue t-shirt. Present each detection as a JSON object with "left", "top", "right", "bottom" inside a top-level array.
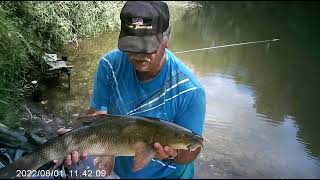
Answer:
[{"left": 90, "top": 48, "right": 206, "bottom": 179}]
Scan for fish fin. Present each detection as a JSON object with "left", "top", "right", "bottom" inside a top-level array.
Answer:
[
  {"left": 120, "top": 114, "right": 162, "bottom": 122},
  {"left": 132, "top": 142, "right": 156, "bottom": 172},
  {"left": 93, "top": 155, "right": 114, "bottom": 176},
  {"left": 131, "top": 115, "right": 162, "bottom": 121},
  {"left": 76, "top": 114, "right": 107, "bottom": 126}
]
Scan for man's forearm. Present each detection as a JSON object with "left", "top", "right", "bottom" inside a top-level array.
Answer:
[{"left": 173, "top": 147, "right": 201, "bottom": 164}]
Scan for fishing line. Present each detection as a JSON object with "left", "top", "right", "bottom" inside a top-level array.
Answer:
[
  {"left": 173, "top": 38, "right": 280, "bottom": 54},
  {"left": 127, "top": 39, "right": 280, "bottom": 114}
]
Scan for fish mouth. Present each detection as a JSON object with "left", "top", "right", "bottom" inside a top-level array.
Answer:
[{"left": 187, "top": 139, "right": 204, "bottom": 152}]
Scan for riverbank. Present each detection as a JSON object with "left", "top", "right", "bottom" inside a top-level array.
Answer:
[{"left": 0, "top": 1, "right": 201, "bottom": 133}]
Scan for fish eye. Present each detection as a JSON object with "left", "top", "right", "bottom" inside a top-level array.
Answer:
[
  {"left": 175, "top": 132, "right": 185, "bottom": 139},
  {"left": 175, "top": 133, "right": 181, "bottom": 139}
]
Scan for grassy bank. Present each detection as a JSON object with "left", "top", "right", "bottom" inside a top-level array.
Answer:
[{"left": 0, "top": 1, "right": 200, "bottom": 130}]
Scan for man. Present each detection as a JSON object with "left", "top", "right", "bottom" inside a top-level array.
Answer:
[{"left": 58, "top": 1, "right": 206, "bottom": 179}]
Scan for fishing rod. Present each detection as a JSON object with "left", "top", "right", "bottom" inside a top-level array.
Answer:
[{"left": 173, "top": 38, "right": 280, "bottom": 54}]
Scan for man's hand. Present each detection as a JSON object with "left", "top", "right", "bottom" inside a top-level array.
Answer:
[
  {"left": 53, "top": 110, "right": 106, "bottom": 168},
  {"left": 53, "top": 128, "right": 88, "bottom": 167},
  {"left": 154, "top": 142, "right": 178, "bottom": 160},
  {"left": 153, "top": 142, "right": 202, "bottom": 164}
]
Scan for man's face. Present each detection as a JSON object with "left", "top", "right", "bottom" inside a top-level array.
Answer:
[
  {"left": 126, "top": 41, "right": 166, "bottom": 73},
  {"left": 127, "top": 52, "right": 156, "bottom": 72}
]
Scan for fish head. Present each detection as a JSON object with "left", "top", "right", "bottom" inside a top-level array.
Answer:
[
  {"left": 167, "top": 130, "right": 204, "bottom": 151},
  {"left": 154, "top": 121, "right": 204, "bottom": 151}
]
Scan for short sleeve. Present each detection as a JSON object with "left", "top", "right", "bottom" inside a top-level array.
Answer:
[
  {"left": 174, "top": 87, "right": 206, "bottom": 136},
  {"left": 90, "top": 58, "right": 111, "bottom": 112}
]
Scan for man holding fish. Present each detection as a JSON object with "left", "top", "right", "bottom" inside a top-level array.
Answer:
[{"left": 58, "top": 1, "right": 206, "bottom": 179}]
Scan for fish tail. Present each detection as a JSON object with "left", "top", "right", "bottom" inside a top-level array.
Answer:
[
  {"left": 0, "top": 144, "right": 65, "bottom": 179},
  {"left": 0, "top": 154, "right": 50, "bottom": 179}
]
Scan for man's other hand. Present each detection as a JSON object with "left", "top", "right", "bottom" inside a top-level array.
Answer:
[{"left": 53, "top": 128, "right": 88, "bottom": 167}]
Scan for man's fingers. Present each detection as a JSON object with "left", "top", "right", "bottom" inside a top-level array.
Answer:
[
  {"left": 64, "top": 154, "right": 72, "bottom": 166},
  {"left": 154, "top": 142, "right": 178, "bottom": 160},
  {"left": 53, "top": 159, "right": 63, "bottom": 169},
  {"left": 71, "top": 151, "right": 79, "bottom": 165},
  {"left": 154, "top": 142, "right": 169, "bottom": 159},
  {"left": 57, "top": 128, "right": 72, "bottom": 135},
  {"left": 164, "top": 146, "right": 178, "bottom": 157},
  {"left": 80, "top": 151, "right": 88, "bottom": 160},
  {"left": 93, "top": 157, "right": 99, "bottom": 167},
  {"left": 59, "top": 151, "right": 86, "bottom": 168}
]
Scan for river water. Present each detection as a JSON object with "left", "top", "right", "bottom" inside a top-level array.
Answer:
[{"left": 39, "top": 2, "right": 320, "bottom": 178}]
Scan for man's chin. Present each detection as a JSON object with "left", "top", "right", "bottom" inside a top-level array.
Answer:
[{"left": 134, "top": 65, "right": 150, "bottom": 72}]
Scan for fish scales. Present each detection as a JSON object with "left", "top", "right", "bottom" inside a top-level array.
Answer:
[{"left": 0, "top": 115, "right": 204, "bottom": 179}]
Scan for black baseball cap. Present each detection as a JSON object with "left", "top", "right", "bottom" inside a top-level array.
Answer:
[{"left": 118, "top": 1, "right": 170, "bottom": 53}]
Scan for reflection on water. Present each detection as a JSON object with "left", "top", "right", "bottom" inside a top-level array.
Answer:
[
  {"left": 171, "top": 2, "right": 320, "bottom": 178},
  {"left": 195, "top": 75, "right": 319, "bottom": 178},
  {"left": 41, "top": 2, "right": 320, "bottom": 178}
]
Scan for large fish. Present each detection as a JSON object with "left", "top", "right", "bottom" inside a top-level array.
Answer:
[{"left": 0, "top": 114, "right": 204, "bottom": 179}]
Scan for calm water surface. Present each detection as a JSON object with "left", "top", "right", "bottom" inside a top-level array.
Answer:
[{"left": 40, "top": 2, "right": 320, "bottom": 178}]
